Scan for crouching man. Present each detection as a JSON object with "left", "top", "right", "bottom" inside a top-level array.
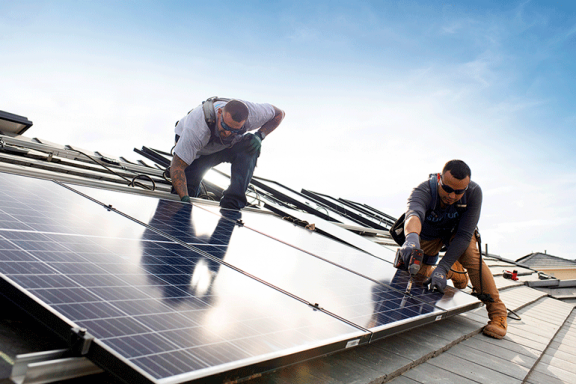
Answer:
[{"left": 396, "top": 159, "right": 507, "bottom": 338}]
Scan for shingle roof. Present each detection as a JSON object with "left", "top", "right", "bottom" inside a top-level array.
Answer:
[{"left": 517, "top": 252, "right": 576, "bottom": 268}]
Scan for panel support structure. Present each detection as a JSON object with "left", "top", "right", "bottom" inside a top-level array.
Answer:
[{"left": 11, "top": 349, "right": 103, "bottom": 384}]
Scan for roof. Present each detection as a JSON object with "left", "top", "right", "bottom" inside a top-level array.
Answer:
[
  {"left": 250, "top": 256, "right": 576, "bottom": 383},
  {"left": 0, "top": 115, "right": 575, "bottom": 384},
  {"left": 517, "top": 252, "right": 576, "bottom": 268}
]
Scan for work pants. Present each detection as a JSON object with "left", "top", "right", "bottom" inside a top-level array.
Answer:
[
  {"left": 183, "top": 138, "right": 259, "bottom": 210},
  {"left": 419, "top": 234, "right": 508, "bottom": 319}
]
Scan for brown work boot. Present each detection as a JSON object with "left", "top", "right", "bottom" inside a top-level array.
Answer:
[
  {"left": 483, "top": 316, "right": 507, "bottom": 339},
  {"left": 447, "top": 261, "right": 469, "bottom": 289}
]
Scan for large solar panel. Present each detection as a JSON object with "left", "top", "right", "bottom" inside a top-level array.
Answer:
[
  {"left": 0, "top": 173, "right": 369, "bottom": 383},
  {"left": 68, "top": 185, "right": 480, "bottom": 340},
  {"left": 0, "top": 172, "right": 481, "bottom": 383}
]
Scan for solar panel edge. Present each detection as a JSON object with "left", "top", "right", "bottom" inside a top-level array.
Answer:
[
  {"left": 0, "top": 274, "right": 78, "bottom": 341},
  {"left": 153, "top": 331, "right": 371, "bottom": 384},
  {"left": 0, "top": 271, "right": 159, "bottom": 384}
]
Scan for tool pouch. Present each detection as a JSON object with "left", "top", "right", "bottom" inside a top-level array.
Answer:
[{"left": 389, "top": 213, "right": 406, "bottom": 246}]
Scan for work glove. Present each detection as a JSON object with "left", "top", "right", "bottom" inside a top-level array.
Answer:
[
  {"left": 398, "top": 232, "right": 421, "bottom": 268},
  {"left": 244, "top": 131, "right": 263, "bottom": 155},
  {"left": 181, "top": 195, "right": 191, "bottom": 203},
  {"left": 423, "top": 265, "right": 448, "bottom": 293}
]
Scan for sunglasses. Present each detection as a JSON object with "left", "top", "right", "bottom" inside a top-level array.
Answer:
[
  {"left": 439, "top": 177, "right": 468, "bottom": 195},
  {"left": 220, "top": 114, "right": 245, "bottom": 133}
]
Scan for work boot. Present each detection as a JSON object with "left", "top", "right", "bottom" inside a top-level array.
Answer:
[
  {"left": 483, "top": 316, "right": 507, "bottom": 339},
  {"left": 447, "top": 261, "right": 469, "bottom": 289}
]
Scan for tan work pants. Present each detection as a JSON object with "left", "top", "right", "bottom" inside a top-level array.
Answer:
[{"left": 419, "top": 234, "right": 508, "bottom": 319}]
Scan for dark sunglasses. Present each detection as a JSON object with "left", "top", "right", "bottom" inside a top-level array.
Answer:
[
  {"left": 440, "top": 177, "right": 468, "bottom": 195},
  {"left": 220, "top": 116, "right": 244, "bottom": 133}
]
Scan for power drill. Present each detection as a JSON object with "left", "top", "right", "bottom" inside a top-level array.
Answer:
[{"left": 394, "top": 248, "right": 424, "bottom": 293}]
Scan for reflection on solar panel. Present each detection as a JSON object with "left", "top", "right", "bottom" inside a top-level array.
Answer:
[{"left": 0, "top": 172, "right": 481, "bottom": 383}]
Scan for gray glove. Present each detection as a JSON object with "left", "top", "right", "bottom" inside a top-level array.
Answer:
[
  {"left": 181, "top": 195, "right": 191, "bottom": 203},
  {"left": 398, "top": 232, "right": 420, "bottom": 266},
  {"left": 424, "top": 265, "right": 448, "bottom": 293}
]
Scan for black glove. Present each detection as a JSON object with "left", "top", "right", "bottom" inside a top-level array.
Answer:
[
  {"left": 423, "top": 265, "right": 448, "bottom": 293},
  {"left": 398, "top": 232, "right": 420, "bottom": 268},
  {"left": 244, "top": 131, "right": 263, "bottom": 155},
  {"left": 181, "top": 195, "right": 191, "bottom": 203}
]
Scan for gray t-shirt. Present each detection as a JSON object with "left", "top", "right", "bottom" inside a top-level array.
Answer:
[
  {"left": 406, "top": 177, "right": 482, "bottom": 269},
  {"left": 174, "top": 99, "right": 275, "bottom": 165}
]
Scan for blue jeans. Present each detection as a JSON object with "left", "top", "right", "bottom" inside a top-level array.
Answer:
[{"left": 178, "top": 136, "right": 259, "bottom": 210}]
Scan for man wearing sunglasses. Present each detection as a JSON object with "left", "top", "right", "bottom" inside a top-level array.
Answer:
[
  {"left": 398, "top": 159, "right": 507, "bottom": 339},
  {"left": 171, "top": 98, "right": 285, "bottom": 210}
]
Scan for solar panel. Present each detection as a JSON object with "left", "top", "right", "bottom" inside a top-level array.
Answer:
[
  {"left": 0, "top": 173, "right": 369, "bottom": 383},
  {"left": 0, "top": 172, "right": 481, "bottom": 382},
  {"left": 67, "top": 185, "right": 480, "bottom": 341}
]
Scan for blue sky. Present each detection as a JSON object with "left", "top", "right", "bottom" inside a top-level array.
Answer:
[{"left": 2, "top": 0, "right": 576, "bottom": 260}]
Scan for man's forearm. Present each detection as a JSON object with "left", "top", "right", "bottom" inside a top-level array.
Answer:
[
  {"left": 170, "top": 155, "right": 189, "bottom": 199},
  {"left": 259, "top": 106, "right": 285, "bottom": 137},
  {"left": 404, "top": 215, "right": 422, "bottom": 235}
]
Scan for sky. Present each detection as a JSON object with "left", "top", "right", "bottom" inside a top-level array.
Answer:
[{"left": 1, "top": 0, "right": 576, "bottom": 260}]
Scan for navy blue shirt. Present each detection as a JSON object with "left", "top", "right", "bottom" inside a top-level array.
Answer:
[{"left": 406, "top": 177, "right": 482, "bottom": 269}]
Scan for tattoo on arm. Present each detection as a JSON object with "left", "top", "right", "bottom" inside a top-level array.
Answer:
[
  {"left": 171, "top": 155, "right": 189, "bottom": 199},
  {"left": 259, "top": 106, "right": 285, "bottom": 137}
]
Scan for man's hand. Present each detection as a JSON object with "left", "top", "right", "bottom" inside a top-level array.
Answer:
[
  {"left": 398, "top": 232, "right": 420, "bottom": 267},
  {"left": 244, "top": 132, "right": 263, "bottom": 155},
  {"left": 424, "top": 265, "right": 448, "bottom": 293}
]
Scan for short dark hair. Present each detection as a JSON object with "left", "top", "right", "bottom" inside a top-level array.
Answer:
[
  {"left": 442, "top": 160, "right": 471, "bottom": 180},
  {"left": 223, "top": 100, "right": 249, "bottom": 122}
]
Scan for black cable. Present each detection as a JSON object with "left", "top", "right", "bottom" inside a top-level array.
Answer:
[
  {"left": 129, "top": 174, "right": 156, "bottom": 191},
  {"left": 507, "top": 308, "right": 521, "bottom": 321}
]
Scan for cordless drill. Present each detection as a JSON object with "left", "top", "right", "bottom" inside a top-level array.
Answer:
[{"left": 394, "top": 248, "right": 424, "bottom": 293}]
